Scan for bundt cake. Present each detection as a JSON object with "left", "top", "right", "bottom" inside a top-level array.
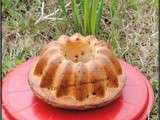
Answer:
[{"left": 28, "top": 33, "right": 126, "bottom": 110}]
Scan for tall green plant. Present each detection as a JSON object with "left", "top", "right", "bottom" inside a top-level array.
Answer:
[
  {"left": 90, "top": 0, "right": 98, "bottom": 34},
  {"left": 82, "top": 0, "right": 90, "bottom": 35},
  {"left": 58, "top": 0, "right": 104, "bottom": 35},
  {"left": 71, "top": 0, "right": 82, "bottom": 29},
  {"left": 96, "top": 0, "right": 104, "bottom": 33}
]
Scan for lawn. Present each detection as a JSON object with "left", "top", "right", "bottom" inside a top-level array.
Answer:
[{"left": 2, "top": 0, "right": 158, "bottom": 119}]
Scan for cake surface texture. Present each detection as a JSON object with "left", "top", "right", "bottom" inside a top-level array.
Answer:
[{"left": 28, "top": 33, "right": 126, "bottom": 110}]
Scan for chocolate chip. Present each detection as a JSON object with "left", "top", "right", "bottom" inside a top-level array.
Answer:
[
  {"left": 92, "top": 81, "right": 96, "bottom": 83},
  {"left": 75, "top": 58, "right": 78, "bottom": 62},
  {"left": 75, "top": 55, "right": 78, "bottom": 58},
  {"left": 76, "top": 37, "right": 80, "bottom": 41},
  {"left": 81, "top": 51, "right": 85, "bottom": 55}
]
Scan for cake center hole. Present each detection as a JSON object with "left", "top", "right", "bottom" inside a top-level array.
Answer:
[{"left": 62, "top": 42, "right": 94, "bottom": 63}]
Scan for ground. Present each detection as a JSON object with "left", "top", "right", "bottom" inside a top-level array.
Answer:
[{"left": 2, "top": 0, "right": 158, "bottom": 119}]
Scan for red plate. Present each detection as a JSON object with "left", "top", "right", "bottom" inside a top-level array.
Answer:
[
  {"left": 2, "top": 58, "right": 154, "bottom": 120},
  {"left": 137, "top": 76, "right": 154, "bottom": 120}
]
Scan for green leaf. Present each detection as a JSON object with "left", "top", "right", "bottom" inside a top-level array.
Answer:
[
  {"left": 109, "top": 0, "right": 118, "bottom": 17},
  {"left": 71, "top": 0, "right": 82, "bottom": 30},
  {"left": 16, "top": 58, "right": 22, "bottom": 65},
  {"left": 19, "top": 19, "right": 29, "bottom": 32},
  {"left": 80, "top": 0, "right": 84, "bottom": 33},
  {"left": 2, "top": 0, "right": 12, "bottom": 12},
  {"left": 80, "top": 0, "right": 84, "bottom": 15},
  {"left": 90, "top": 0, "right": 98, "bottom": 35},
  {"left": 126, "top": 0, "right": 138, "bottom": 10},
  {"left": 83, "top": 0, "right": 90, "bottom": 35},
  {"left": 95, "top": 0, "right": 104, "bottom": 33},
  {"left": 58, "top": 0, "right": 67, "bottom": 17}
]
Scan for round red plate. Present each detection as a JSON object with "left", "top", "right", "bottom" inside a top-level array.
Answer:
[
  {"left": 137, "top": 78, "right": 154, "bottom": 120},
  {"left": 2, "top": 58, "right": 154, "bottom": 120}
]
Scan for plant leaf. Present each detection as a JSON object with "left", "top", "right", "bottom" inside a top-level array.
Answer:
[
  {"left": 90, "top": 0, "right": 98, "bottom": 35},
  {"left": 95, "top": 0, "right": 104, "bottom": 33},
  {"left": 88, "top": 0, "right": 93, "bottom": 34},
  {"left": 71, "top": 0, "right": 82, "bottom": 30},
  {"left": 83, "top": 0, "right": 90, "bottom": 35},
  {"left": 58, "top": 0, "right": 67, "bottom": 17},
  {"left": 2, "top": 0, "right": 12, "bottom": 12},
  {"left": 109, "top": 0, "right": 118, "bottom": 17},
  {"left": 80, "top": 0, "right": 84, "bottom": 15}
]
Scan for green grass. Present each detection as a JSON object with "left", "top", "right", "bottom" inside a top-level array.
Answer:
[
  {"left": 71, "top": 0, "right": 82, "bottom": 30},
  {"left": 59, "top": 0, "right": 104, "bottom": 35},
  {"left": 2, "top": 0, "right": 158, "bottom": 119}
]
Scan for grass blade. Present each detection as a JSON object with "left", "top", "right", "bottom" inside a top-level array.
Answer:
[
  {"left": 88, "top": 0, "right": 93, "bottom": 34},
  {"left": 109, "top": 0, "right": 121, "bottom": 28},
  {"left": 90, "top": 0, "right": 98, "bottom": 35},
  {"left": 80, "top": 0, "right": 84, "bottom": 31},
  {"left": 95, "top": 0, "right": 104, "bottom": 33},
  {"left": 109, "top": 0, "right": 118, "bottom": 17},
  {"left": 83, "top": 0, "right": 90, "bottom": 35},
  {"left": 71, "top": 0, "right": 82, "bottom": 30},
  {"left": 80, "top": 0, "right": 84, "bottom": 14},
  {"left": 58, "top": 0, "right": 67, "bottom": 17}
]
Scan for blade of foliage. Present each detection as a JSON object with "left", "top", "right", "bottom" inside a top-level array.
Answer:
[
  {"left": 88, "top": 0, "right": 93, "bottom": 34},
  {"left": 80, "top": 0, "right": 84, "bottom": 33},
  {"left": 2, "top": 0, "right": 12, "bottom": 12},
  {"left": 71, "top": 0, "right": 82, "bottom": 30},
  {"left": 83, "top": 0, "right": 90, "bottom": 35},
  {"left": 90, "top": 0, "right": 98, "bottom": 35},
  {"left": 109, "top": 0, "right": 121, "bottom": 28},
  {"left": 109, "top": 0, "right": 118, "bottom": 17},
  {"left": 95, "top": 0, "right": 104, "bottom": 33},
  {"left": 58, "top": 0, "right": 67, "bottom": 17},
  {"left": 80, "top": 0, "right": 84, "bottom": 14}
]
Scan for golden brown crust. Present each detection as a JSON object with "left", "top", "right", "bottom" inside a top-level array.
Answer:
[
  {"left": 28, "top": 33, "right": 126, "bottom": 110},
  {"left": 74, "top": 63, "right": 89, "bottom": 101},
  {"left": 56, "top": 60, "right": 73, "bottom": 97},
  {"left": 28, "top": 68, "right": 126, "bottom": 110},
  {"left": 96, "top": 47, "right": 122, "bottom": 74},
  {"left": 87, "top": 60, "right": 106, "bottom": 97},
  {"left": 95, "top": 55, "right": 118, "bottom": 87},
  {"left": 40, "top": 55, "right": 64, "bottom": 87}
]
